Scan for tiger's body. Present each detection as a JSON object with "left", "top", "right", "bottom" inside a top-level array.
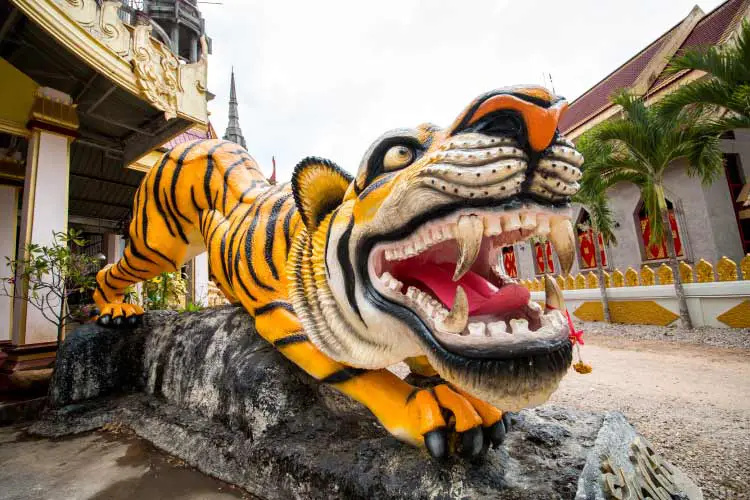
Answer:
[{"left": 95, "top": 86, "right": 582, "bottom": 458}]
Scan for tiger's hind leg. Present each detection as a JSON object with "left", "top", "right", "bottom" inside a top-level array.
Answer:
[{"left": 93, "top": 196, "right": 195, "bottom": 327}]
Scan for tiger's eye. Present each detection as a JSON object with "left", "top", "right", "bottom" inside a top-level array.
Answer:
[{"left": 383, "top": 145, "right": 414, "bottom": 170}]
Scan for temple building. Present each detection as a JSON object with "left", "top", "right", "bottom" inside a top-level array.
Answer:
[
  {"left": 512, "top": 0, "right": 750, "bottom": 282},
  {"left": 0, "top": 0, "right": 212, "bottom": 380}
]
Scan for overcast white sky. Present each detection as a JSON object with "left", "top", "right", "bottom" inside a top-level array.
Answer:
[{"left": 200, "top": 0, "right": 725, "bottom": 181}]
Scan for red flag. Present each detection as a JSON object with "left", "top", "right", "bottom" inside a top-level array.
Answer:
[{"left": 269, "top": 156, "right": 277, "bottom": 185}]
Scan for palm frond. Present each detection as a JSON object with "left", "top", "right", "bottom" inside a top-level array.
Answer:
[
  {"left": 708, "top": 113, "right": 750, "bottom": 133},
  {"left": 666, "top": 20, "right": 750, "bottom": 83},
  {"left": 658, "top": 78, "right": 738, "bottom": 118}
]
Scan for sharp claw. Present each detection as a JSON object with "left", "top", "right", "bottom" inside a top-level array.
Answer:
[
  {"left": 487, "top": 420, "right": 506, "bottom": 448},
  {"left": 502, "top": 412, "right": 513, "bottom": 433},
  {"left": 98, "top": 314, "right": 112, "bottom": 326},
  {"left": 112, "top": 316, "right": 123, "bottom": 327},
  {"left": 459, "top": 426, "right": 484, "bottom": 458},
  {"left": 127, "top": 315, "right": 138, "bottom": 326},
  {"left": 424, "top": 427, "right": 448, "bottom": 459}
]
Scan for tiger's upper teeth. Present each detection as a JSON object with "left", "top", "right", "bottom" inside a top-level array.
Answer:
[
  {"left": 453, "top": 215, "right": 484, "bottom": 281},
  {"left": 549, "top": 217, "right": 576, "bottom": 275}
]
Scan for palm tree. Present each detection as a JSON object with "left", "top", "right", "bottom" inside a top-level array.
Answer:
[
  {"left": 659, "top": 19, "right": 750, "bottom": 132},
  {"left": 585, "top": 90, "right": 723, "bottom": 329},
  {"left": 574, "top": 136, "right": 618, "bottom": 322}
]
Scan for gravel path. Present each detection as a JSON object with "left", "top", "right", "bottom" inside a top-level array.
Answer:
[
  {"left": 573, "top": 319, "right": 750, "bottom": 349},
  {"left": 549, "top": 329, "right": 750, "bottom": 500}
]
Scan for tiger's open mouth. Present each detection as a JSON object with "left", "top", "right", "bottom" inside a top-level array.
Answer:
[{"left": 369, "top": 206, "right": 573, "bottom": 360}]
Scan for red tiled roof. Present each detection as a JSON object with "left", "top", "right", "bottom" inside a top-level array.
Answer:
[
  {"left": 162, "top": 124, "right": 217, "bottom": 150},
  {"left": 560, "top": 0, "right": 749, "bottom": 134},
  {"left": 649, "top": 0, "right": 748, "bottom": 91},
  {"left": 559, "top": 29, "right": 675, "bottom": 132}
]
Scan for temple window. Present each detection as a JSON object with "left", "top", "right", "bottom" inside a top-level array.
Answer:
[
  {"left": 533, "top": 240, "right": 556, "bottom": 275},
  {"left": 636, "top": 198, "right": 685, "bottom": 262},
  {"left": 723, "top": 153, "right": 750, "bottom": 254},
  {"left": 501, "top": 246, "right": 518, "bottom": 278},
  {"left": 576, "top": 209, "right": 607, "bottom": 270}
]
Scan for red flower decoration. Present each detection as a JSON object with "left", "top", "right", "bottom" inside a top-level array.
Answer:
[{"left": 565, "top": 310, "right": 584, "bottom": 345}]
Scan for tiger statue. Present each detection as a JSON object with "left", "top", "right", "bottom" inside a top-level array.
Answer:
[{"left": 93, "top": 86, "right": 582, "bottom": 459}]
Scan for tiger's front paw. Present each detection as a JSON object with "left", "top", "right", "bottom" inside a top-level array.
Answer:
[
  {"left": 95, "top": 303, "right": 144, "bottom": 328},
  {"left": 406, "top": 384, "right": 511, "bottom": 459}
]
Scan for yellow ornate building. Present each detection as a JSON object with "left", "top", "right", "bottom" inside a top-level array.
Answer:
[{"left": 0, "top": 0, "right": 211, "bottom": 379}]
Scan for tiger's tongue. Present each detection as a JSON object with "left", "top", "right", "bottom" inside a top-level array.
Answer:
[{"left": 392, "top": 262, "right": 529, "bottom": 315}]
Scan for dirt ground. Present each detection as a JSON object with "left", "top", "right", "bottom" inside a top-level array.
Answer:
[
  {"left": 549, "top": 333, "right": 750, "bottom": 500},
  {"left": 0, "top": 426, "right": 250, "bottom": 500}
]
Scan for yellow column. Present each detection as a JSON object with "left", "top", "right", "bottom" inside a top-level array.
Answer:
[{"left": 11, "top": 88, "right": 79, "bottom": 347}]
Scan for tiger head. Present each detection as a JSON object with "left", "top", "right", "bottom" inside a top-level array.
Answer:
[{"left": 289, "top": 86, "right": 581, "bottom": 410}]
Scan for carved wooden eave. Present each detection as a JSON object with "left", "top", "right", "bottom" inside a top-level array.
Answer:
[{"left": 10, "top": 0, "right": 208, "bottom": 125}]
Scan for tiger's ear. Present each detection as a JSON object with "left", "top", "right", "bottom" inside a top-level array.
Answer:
[{"left": 292, "top": 157, "right": 353, "bottom": 232}]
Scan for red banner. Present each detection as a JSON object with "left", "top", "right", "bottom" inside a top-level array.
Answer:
[
  {"left": 534, "top": 241, "right": 556, "bottom": 274},
  {"left": 545, "top": 241, "right": 555, "bottom": 273},
  {"left": 578, "top": 230, "right": 607, "bottom": 269},
  {"left": 502, "top": 247, "right": 518, "bottom": 278},
  {"left": 640, "top": 211, "right": 683, "bottom": 260}
]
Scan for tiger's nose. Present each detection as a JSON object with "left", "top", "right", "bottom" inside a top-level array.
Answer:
[{"left": 450, "top": 89, "right": 568, "bottom": 153}]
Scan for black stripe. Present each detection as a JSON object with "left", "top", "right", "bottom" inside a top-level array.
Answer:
[
  {"left": 151, "top": 154, "right": 178, "bottom": 239},
  {"left": 127, "top": 238, "right": 157, "bottom": 267},
  {"left": 162, "top": 188, "right": 190, "bottom": 244},
  {"left": 283, "top": 205, "right": 297, "bottom": 253},
  {"left": 221, "top": 157, "right": 246, "bottom": 212},
  {"left": 96, "top": 284, "right": 111, "bottom": 304},
  {"left": 255, "top": 301, "right": 295, "bottom": 316},
  {"left": 230, "top": 204, "right": 256, "bottom": 290},
  {"left": 273, "top": 333, "right": 309, "bottom": 347},
  {"left": 323, "top": 207, "right": 340, "bottom": 279},
  {"left": 219, "top": 220, "right": 232, "bottom": 283},
  {"left": 204, "top": 142, "right": 230, "bottom": 209},
  {"left": 406, "top": 388, "right": 420, "bottom": 403},
  {"left": 116, "top": 261, "right": 143, "bottom": 281},
  {"left": 229, "top": 211, "right": 258, "bottom": 301},
  {"left": 321, "top": 367, "right": 368, "bottom": 385},
  {"left": 103, "top": 272, "right": 121, "bottom": 292},
  {"left": 132, "top": 186, "right": 142, "bottom": 239},
  {"left": 337, "top": 217, "right": 363, "bottom": 323},
  {"left": 122, "top": 251, "right": 150, "bottom": 274},
  {"left": 243, "top": 195, "right": 277, "bottom": 293},
  {"left": 170, "top": 140, "right": 210, "bottom": 223},
  {"left": 190, "top": 186, "right": 201, "bottom": 213},
  {"left": 263, "top": 194, "right": 292, "bottom": 280},
  {"left": 358, "top": 172, "right": 396, "bottom": 200},
  {"left": 140, "top": 187, "right": 176, "bottom": 268},
  {"left": 107, "top": 268, "right": 132, "bottom": 285}
]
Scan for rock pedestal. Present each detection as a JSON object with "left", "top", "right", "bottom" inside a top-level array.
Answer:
[{"left": 32, "top": 306, "right": 701, "bottom": 499}]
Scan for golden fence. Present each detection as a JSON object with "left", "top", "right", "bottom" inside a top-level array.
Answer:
[
  {"left": 522, "top": 254, "right": 750, "bottom": 291},
  {"left": 207, "top": 281, "right": 231, "bottom": 307}
]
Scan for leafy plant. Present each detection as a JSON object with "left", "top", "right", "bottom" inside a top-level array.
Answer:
[
  {"left": 181, "top": 301, "right": 204, "bottom": 313},
  {"left": 584, "top": 90, "right": 723, "bottom": 328},
  {"left": 575, "top": 135, "right": 618, "bottom": 322},
  {"left": 659, "top": 19, "right": 750, "bottom": 132},
  {"left": 1, "top": 229, "right": 100, "bottom": 344},
  {"left": 142, "top": 271, "right": 187, "bottom": 311}
]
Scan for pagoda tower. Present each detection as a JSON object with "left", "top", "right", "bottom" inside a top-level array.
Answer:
[{"left": 223, "top": 69, "right": 247, "bottom": 149}]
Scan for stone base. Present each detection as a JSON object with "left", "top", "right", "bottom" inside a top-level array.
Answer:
[
  {"left": 32, "top": 306, "right": 702, "bottom": 499},
  {"left": 0, "top": 341, "right": 57, "bottom": 394}
]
